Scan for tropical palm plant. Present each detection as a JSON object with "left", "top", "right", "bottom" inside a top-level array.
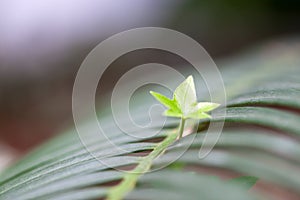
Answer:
[{"left": 0, "top": 42, "right": 299, "bottom": 200}]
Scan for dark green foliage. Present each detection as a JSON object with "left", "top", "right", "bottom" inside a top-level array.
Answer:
[{"left": 0, "top": 46, "right": 299, "bottom": 200}]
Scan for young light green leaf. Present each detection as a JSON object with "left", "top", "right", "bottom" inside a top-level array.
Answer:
[
  {"left": 186, "top": 110, "right": 211, "bottom": 119},
  {"left": 150, "top": 75, "right": 220, "bottom": 138},
  {"left": 150, "top": 91, "right": 180, "bottom": 113},
  {"left": 193, "top": 102, "right": 220, "bottom": 113},
  {"left": 174, "top": 75, "right": 197, "bottom": 114},
  {"left": 163, "top": 109, "right": 182, "bottom": 118},
  {"left": 150, "top": 76, "right": 220, "bottom": 120}
]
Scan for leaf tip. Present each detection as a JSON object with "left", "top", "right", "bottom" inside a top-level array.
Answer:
[
  {"left": 149, "top": 90, "right": 160, "bottom": 98},
  {"left": 186, "top": 75, "right": 194, "bottom": 83},
  {"left": 214, "top": 103, "right": 221, "bottom": 109}
]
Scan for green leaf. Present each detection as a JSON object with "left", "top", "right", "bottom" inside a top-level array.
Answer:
[
  {"left": 151, "top": 76, "right": 219, "bottom": 121},
  {"left": 174, "top": 75, "right": 197, "bottom": 114},
  {"left": 163, "top": 109, "right": 182, "bottom": 118},
  {"left": 186, "top": 110, "right": 211, "bottom": 119},
  {"left": 127, "top": 171, "right": 257, "bottom": 200},
  {"left": 1, "top": 41, "right": 300, "bottom": 200},
  {"left": 185, "top": 102, "right": 220, "bottom": 119},
  {"left": 149, "top": 91, "right": 181, "bottom": 113},
  {"left": 193, "top": 102, "right": 220, "bottom": 113}
]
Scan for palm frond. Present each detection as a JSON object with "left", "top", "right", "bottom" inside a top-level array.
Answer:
[{"left": 0, "top": 43, "right": 300, "bottom": 200}]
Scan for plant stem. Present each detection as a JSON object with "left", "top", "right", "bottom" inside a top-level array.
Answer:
[
  {"left": 106, "top": 131, "right": 177, "bottom": 200},
  {"left": 178, "top": 118, "right": 186, "bottom": 139}
]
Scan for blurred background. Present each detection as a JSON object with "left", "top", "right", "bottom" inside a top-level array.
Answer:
[{"left": 0, "top": 0, "right": 300, "bottom": 170}]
